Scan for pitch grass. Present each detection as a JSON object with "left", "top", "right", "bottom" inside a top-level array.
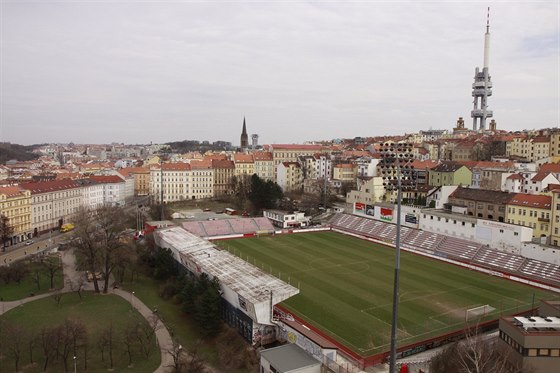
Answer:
[
  {"left": 0, "top": 292, "right": 160, "bottom": 373},
  {"left": 217, "top": 231, "right": 559, "bottom": 356}
]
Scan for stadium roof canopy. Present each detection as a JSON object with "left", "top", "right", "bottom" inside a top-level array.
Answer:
[{"left": 155, "top": 226, "right": 299, "bottom": 307}]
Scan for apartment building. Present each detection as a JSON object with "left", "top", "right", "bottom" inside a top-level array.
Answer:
[
  {"left": 253, "top": 151, "right": 274, "bottom": 181},
  {"left": 211, "top": 159, "right": 235, "bottom": 197},
  {"left": 428, "top": 161, "right": 472, "bottom": 187},
  {"left": 190, "top": 160, "right": 214, "bottom": 200},
  {"left": 89, "top": 175, "right": 127, "bottom": 206},
  {"left": 233, "top": 153, "right": 255, "bottom": 178},
  {"left": 448, "top": 187, "right": 514, "bottom": 222},
  {"left": 150, "top": 162, "right": 191, "bottom": 203},
  {"left": 0, "top": 185, "right": 32, "bottom": 245},
  {"left": 333, "top": 163, "right": 356, "bottom": 184},
  {"left": 277, "top": 162, "right": 303, "bottom": 193},
  {"left": 269, "top": 144, "right": 329, "bottom": 168},
  {"left": 20, "top": 180, "right": 81, "bottom": 236},
  {"left": 119, "top": 167, "right": 150, "bottom": 196},
  {"left": 506, "top": 194, "right": 552, "bottom": 240}
]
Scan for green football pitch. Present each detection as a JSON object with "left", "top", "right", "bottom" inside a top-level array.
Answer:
[{"left": 216, "top": 231, "right": 559, "bottom": 356}]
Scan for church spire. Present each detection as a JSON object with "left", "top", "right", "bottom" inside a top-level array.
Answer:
[{"left": 240, "top": 117, "right": 249, "bottom": 149}]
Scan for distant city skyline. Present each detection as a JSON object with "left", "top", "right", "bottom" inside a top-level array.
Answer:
[{"left": 1, "top": 1, "right": 558, "bottom": 146}]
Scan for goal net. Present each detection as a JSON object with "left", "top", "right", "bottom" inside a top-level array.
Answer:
[{"left": 465, "top": 304, "right": 495, "bottom": 323}]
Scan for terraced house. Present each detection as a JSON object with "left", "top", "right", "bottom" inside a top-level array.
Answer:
[
  {"left": 20, "top": 180, "right": 81, "bottom": 236},
  {"left": 506, "top": 194, "right": 552, "bottom": 241}
]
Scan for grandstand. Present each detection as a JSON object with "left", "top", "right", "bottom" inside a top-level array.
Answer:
[
  {"left": 154, "top": 226, "right": 299, "bottom": 344},
  {"left": 182, "top": 217, "right": 275, "bottom": 238},
  {"left": 330, "top": 213, "right": 560, "bottom": 287}
]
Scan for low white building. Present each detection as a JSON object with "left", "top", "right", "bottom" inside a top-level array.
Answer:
[
  {"left": 419, "top": 209, "right": 533, "bottom": 251},
  {"left": 263, "top": 210, "right": 310, "bottom": 229},
  {"left": 260, "top": 344, "right": 321, "bottom": 373},
  {"left": 75, "top": 178, "right": 104, "bottom": 210}
]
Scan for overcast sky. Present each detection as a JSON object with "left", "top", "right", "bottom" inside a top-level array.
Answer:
[{"left": 1, "top": 0, "right": 558, "bottom": 146}]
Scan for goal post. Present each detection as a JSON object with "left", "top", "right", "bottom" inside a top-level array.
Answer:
[{"left": 465, "top": 304, "right": 495, "bottom": 323}]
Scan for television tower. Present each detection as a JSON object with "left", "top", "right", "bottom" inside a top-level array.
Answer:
[{"left": 471, "top": 8, "right": 493, "bottom": 131}]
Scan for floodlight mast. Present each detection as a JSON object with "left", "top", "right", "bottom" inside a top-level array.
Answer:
[{"left": 381, "top": 142, "right": 413, "bottom": 373}]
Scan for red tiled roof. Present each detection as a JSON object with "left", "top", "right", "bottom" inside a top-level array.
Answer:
[
  {"left": 252, "top": 152, "right": 273, "bottom": 161},
  {"left": 271, "top": 144, "right": 327, "bottom": 151},
  {"left": 532, "top": 136, "right": 550, "bottom": 143},
  {"left": 118, "top": 167, "right": 149, "bottom": 177},
  {"left": 160, "top": 163, "right": 191, "bottom": 171},
  {"left": 233, "top": 154, "right": 254, "bottom": 163},
  {"left": 546, "top": 183, "right": 560, "bottom": 192},
  {"left": 19, "top": 179, "right": 80, "bottom": 194},
  {"left": 474, "top": 161, "right": 515, "bottom": 169},
  {"left": 88, "top": 175, "right": 125, "bottom": 184},
  {"left": 531, "top": 171, "right": 551, "bottom": 182},
  {"left": 55, "top": 172, "right": 82, "bottom": 180},
  {"left": 539, "top": 163, "right": 560, "bottom": 174},
  {"left": 506, "top": 173, "right": 524, "bottom": 180},
  {"left": 0, "top": 186, "right": 27, "bottom": 197},
  {"left": 410, "top": 160, "right": 439, "bottom": 170},
  {"left": 190, "top": 160, "right": 213, "bottom": 170},
  {"left": 508, "top": 193, "right": 551, "bottom": 209},
  {"left": 211, "top": 159, "right": 235, "bottom": 169}
]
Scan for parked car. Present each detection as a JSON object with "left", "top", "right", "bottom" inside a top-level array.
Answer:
[
  {"left": 203, "top": 208, "right": 211, "bottom": 212},
  {"left": 25, "top": 240, "right": 34, "bottom": 246}
]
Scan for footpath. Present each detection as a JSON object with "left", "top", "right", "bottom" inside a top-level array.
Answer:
[{"left": 0, "top": 249, "right": 175, "bottom": 373}]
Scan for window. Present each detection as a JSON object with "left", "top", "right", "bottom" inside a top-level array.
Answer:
[
  {"left": 514, "top": 232, "right": 519, "bottom": 236},
  {"left": 538, "top": 349, "right": 549, "bottom": 356}
]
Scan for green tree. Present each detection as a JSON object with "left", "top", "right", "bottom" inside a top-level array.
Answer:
[{"left": 249, "top": 174, "right": 283, "bottom": 212}]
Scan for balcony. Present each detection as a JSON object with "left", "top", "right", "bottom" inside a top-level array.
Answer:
[{"left": 538, "top": 217, "right": 550, "bottom": 222}]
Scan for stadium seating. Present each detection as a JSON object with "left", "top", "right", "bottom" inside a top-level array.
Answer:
[
  {"left": 473, "top": 247, "right": 526, "bottom": 272},
  {"left": 330, "top": 213, "right": 559, "bottom": 287},
  {"left": 436, "top": 236, "right": 482, "bottom": 261},
  {"left": 403, "top": 230, "right": 445, "bottom": 253},
  {"left": 183, "top": 217, "right": 276, "bottom": 238},
  {"left": 518, "top": 259, "right": 560, "bottom": 284}
]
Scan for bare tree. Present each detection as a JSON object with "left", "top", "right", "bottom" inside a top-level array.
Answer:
[
  {"left": 165, "top": 339, "right": 187, "bottom": 373},
  {"left": 41, "top": 254, "right": 62, "bottom": 289},
  {"left": 429, "top": 329, "right": 533, "bottom": 373},
  {"left": 99, "top": 321, "right": 115, "bottom": 370},
  {"left": 73, "top": 207, "right": 102, "bottom": 293},
  {"left": 73, "top": 205, "right": 129, "bottom": 294},
  {"left": 40, "top": 326, "right": 59, "bottom": 371},
  {"left": 4, "top": 322, "right": 25, "bottom": 372},
  {"left": 122, "top": 320, "right": 139, "bottom": 367},
  {"left": 67, "top": 276, "right": 86, "bottom": 300},
  {"left": 137, "top": 313, "right": 160, "bottom": 358},
  {"left": 52, "top": 290, "right": 64, "bottom": 306}
]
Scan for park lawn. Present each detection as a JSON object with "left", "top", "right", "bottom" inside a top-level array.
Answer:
[
  {"left": 121, "top": 272, "right": 221, "bottom": 367},
  {"left": 0, "top": 261, "right": 64, "bottom": 301},
  {"left": 0, "top": 292, "right": 160, "bottom": 373},
  {"left": 218, "top": 231, "right": 560, "bottom": 356}
]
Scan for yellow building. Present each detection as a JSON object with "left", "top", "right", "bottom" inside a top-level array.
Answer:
[
  {"left": 277, "top": 162, "right": 303, "bottom": 193},
  {"left": 551, "top": 191, "right": 560, "bottom": 246},
  {"left": 506, "top": 193, "right": 551, "bottom": 239},
  {"left": 119, "top": 167, "right": 150, "bottom": 196},
  {"left": 0, "top": 185, "right": 32, "bottom": 245},
  {"left": 333, "top": 163, "right": 356, "bottom": 183},
  {"left": 506, "top": 135, "right": 550, "bottom": 162},
  {"left": 233, "top": 153, "right": 255, "bottom": 178}
]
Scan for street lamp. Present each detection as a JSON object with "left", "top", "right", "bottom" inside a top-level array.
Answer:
[
  {"left": 131, "top": 291, "right": 135, "bottom": 309},
  {"left": 380, "top": 141, "right": 414, "bottom": 373},
  {"left": 73, "top": 355, "right": 76, "bottom": 373}
]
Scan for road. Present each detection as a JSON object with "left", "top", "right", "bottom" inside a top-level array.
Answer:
[{"left": 0, "top": 230, "right": 68, "bottom": 266}]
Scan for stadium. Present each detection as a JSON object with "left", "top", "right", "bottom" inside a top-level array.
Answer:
[{"left": 154, "top": 213, "right": 560, "bottom": 369}]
